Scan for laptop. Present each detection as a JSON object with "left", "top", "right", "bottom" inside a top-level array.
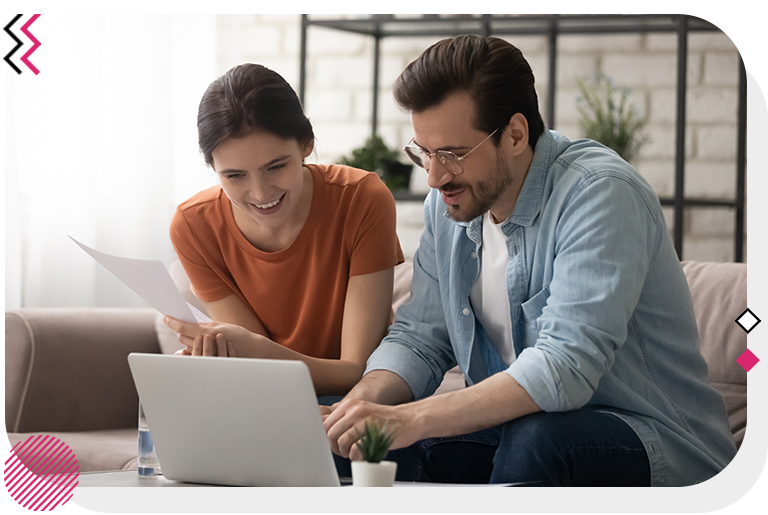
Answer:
[{"left": 127, "top": 353, "right": 341, "bottom": 487}]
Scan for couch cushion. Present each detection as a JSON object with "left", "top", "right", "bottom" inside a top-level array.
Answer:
[
  {"left": 5, "top": 308, "right": 159, "bottom": 433},
  {"left": 7, "top": 429, "right": 138, "bottom": 473},
  {"left": 681, "top": 261, "right": 747, "bottom": 446},
  {"left": 392, "top": 261, "right": 414, "bottom": 312}
]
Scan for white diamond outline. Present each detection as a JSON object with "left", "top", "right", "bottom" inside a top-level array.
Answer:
[{"left": 736, "top": 308, "right": 761, "bottom": 334}]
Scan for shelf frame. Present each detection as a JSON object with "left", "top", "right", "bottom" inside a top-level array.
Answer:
[{"left": 299, "top": 14, "right": 746, "bottom": 262}]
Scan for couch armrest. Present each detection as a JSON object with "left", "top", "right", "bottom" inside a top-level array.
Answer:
[
  {"left": 681, "top": 261, "right": 747, "bottom": 447},
  {"left": 5, "top": 308, "right": 160, "bottom": 433}
]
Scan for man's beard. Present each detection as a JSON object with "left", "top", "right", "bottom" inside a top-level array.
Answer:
[{"left": 443, "top": 151, "right": 514, "bottom": 223}]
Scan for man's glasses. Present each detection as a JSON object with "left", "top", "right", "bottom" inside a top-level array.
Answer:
[{"left": 403, "top": 126, "right": 503, "bottom": 176}]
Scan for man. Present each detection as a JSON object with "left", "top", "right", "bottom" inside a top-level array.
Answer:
[{"left": 322, "top": 35, "right": 737, "bottom": 486}]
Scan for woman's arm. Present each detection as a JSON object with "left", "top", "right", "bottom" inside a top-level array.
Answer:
[
  {"left": 319, "top": 266, "right": 394, "bottom": 394},
  {"left": 172, "top": 294, "right": 268, "bottom": 356},
  {"left": 165, "top": 267, "right": 394, "bottom": 396},
  {"left": 203, "top": 294, "right": 269, "bottom": 337}
]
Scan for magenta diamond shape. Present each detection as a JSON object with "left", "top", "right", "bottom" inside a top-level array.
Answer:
[{"left": 737, "top": 349, "right": 760, "bottom": 372}]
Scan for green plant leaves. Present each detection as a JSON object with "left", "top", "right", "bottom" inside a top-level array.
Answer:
[
  {"left": 355, "top": 419, "right": 396, "bottom": 463},
  {"left": 338, "top": 135, "right": 401, "bottom": 173},
  {"left": 576, "top": 74, "right": 650, "bottom": 163}
]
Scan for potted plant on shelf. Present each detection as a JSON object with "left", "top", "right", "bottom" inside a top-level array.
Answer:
[
  {"left": 339, "top": 134, "right": 413, "bottom": 192},
  {"left": 351, "top": 419, "right": 398, "bottom": 487},
  {"left": 576, "top": 74, "right": 650, "bottom": 163}
]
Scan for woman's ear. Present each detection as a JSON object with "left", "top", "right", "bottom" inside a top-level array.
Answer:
[{"left": 301, "top": 139, "right": 315, "bottom": 159}]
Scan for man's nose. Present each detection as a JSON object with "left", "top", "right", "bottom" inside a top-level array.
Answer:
[{"left": 426, "top": 156, "right": 454, "bottom": 190}]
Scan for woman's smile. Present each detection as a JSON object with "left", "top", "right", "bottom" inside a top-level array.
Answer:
[{"left": 250, "top": 193, "right": 285, "bottom": 213}]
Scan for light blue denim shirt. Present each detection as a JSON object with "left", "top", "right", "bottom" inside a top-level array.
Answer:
[{"left": 366, "top": 129, "right": 737, "bottom": 486}]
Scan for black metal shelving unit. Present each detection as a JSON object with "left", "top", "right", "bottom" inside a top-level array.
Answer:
[{"left": 299, "top": 14, "right": 746, "bottom": 262}]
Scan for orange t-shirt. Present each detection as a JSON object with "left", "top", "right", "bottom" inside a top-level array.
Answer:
[{"left": 169, "top": 164, "right": 404, "bottom": 359}]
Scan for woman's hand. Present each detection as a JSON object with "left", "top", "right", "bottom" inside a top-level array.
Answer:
[
  {"left": 163, "top": 316, "right": 273, "bottom": 358},
  {"left": 173, "top": 333, "right": 236, "bottom": 357}
]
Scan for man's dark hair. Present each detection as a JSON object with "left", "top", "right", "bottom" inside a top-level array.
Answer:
[
  {"left": 393, "top": 35, "right": 545, "bottom": 148},
  {"left": 197, "top": 63, "right": 314, "bottom": 166}
]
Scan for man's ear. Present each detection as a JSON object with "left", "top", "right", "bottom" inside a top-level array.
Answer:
[{"left": 505, "top": 113, "right": 530, "bottom": 156}]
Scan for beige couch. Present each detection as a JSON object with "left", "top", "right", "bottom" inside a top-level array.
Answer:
[{"left": 5, "top": 261, "right": 747, "bottom": 472}]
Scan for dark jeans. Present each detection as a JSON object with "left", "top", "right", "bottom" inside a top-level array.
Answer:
[{"left": 330, "top": 409, "right": 650, "bottom": 486}]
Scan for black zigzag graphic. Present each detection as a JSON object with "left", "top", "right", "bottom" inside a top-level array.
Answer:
[{"left": 3, "top": 14, "right": 24, "bottom": 75}]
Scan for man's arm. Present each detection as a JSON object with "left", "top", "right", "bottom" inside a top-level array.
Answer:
[
  {"left": 324, "top": 370, "right": 540, "bottom": 460},
  {"left": 507, "top": 176, "right": 660, "bottom": 412},
  {"left": 359, "top": 192, "right": 458, "bottom": 401},
  {"left": 343, "top": 370, "right": 414, "bottom": 405}
]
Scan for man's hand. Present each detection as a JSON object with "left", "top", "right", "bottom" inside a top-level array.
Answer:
[
  {"left": 323, "top": 372, "right": 541, "bottom": 461},
  {"left": 323, "top": 398, "right": 422, "bottom": 461},
  {"left": 321, "top": 370, "right": 417, "bottom": 460},
  {"left": 319, "top": 404, "right": 335, "bottom": 419},
  {"left": 163, "top": 316, "right": 272, "bottom": 358}
]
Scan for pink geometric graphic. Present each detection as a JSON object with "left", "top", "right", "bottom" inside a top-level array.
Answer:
[
  {"left": 736, "top": 349, "right": 760, "bottom": 372},
  {"left": 4, "top": 435, "right": 79, "bottom": 511},
  {"left": 19, "top": 14, "right": 41, "bottom": 75}
]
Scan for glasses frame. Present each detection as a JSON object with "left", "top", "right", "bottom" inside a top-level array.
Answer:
[{"left": 403, "top": 125, "right": 504, "bottom": 176}]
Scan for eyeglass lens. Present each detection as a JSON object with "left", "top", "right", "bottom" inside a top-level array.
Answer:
[{"left": 406, "top": 147, "right": 461, "bottom": 175}]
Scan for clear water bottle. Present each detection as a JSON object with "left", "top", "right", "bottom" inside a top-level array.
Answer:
[{"left": 138, "top": 401, "right": 161, "bottom": 476}]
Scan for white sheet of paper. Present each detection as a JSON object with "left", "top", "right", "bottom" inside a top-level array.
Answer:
[{"left": 69, "top": 236, "right": 211, "bottom": 324}]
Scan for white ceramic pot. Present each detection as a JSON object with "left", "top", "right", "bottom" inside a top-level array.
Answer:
[{"left": 351, "top": 460, "right": 398, "bottom": 487}]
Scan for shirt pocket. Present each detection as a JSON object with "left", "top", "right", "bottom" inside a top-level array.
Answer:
[{"left": 521, "top": 286, "right": 550, "bottom": 346}]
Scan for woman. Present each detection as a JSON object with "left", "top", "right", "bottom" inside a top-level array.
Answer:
[{"left": 164, "top": 63, "right": 404, "bottom": 396}]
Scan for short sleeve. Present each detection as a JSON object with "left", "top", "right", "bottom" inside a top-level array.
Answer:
[
  {"left": 346, "top": 175, "right": 405, "bottom": 277},
  {"left": 169, "top": 206, "right": 233, "bottom": 302}
]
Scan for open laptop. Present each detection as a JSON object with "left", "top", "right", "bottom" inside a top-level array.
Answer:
[{"left": 127, "top": 353, "right": 341, "bottom": 487}]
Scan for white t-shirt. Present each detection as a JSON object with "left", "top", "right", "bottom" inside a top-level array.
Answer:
[{"left": 469, "top": 211, "right": 516, "bottom": 365}]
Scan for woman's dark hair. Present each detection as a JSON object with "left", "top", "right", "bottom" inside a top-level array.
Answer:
[
  {"left": 197, "top": 63, "right": 314, "bottom": 166},
  {"left": 393, "top": 35, "right": 545, "bottom": 148}
]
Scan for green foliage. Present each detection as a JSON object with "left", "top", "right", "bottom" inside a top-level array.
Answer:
[
  {"left": 339, "top": 134, "right": 400, "bottom": 173},
  {"left": 576, "top": 74, "right": 650, "bottom": 163},
  {"left": 382, "top": 174, "right": 409, "bottom": 191},
  {"left": 355, "top": 420, "right": 396, "bottom": 463}
]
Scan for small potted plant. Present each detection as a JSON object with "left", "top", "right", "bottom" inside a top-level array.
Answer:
[
  {"left": 350, "top": 419, "right": 398, "bottom": 487},
  {"left": 339, "top": 134, "right": 413, "bottom": 192},
  {"left": 576, "top": 73, "right": 650, "bottom": 163}
]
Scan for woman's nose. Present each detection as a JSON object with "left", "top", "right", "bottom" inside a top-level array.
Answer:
[{"left": 245, "top": 175, "right": 274, "bottom": 202}]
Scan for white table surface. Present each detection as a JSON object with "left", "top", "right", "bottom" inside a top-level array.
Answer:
[
  {"left": 77, "top": 470, "right": 507, "bottom": 488},
  {"left": 78, "top": 470, "right": 219, "bottom": 487}
]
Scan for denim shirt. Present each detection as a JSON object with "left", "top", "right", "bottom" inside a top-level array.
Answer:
[{"left": 366, "top": 129, "right": 737, "bottom": 486}]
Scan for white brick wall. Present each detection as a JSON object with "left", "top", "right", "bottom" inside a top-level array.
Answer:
[
  {"left": 648, "top": 88, "right": 678, "bottom": 123},
  {"left": 602, "top": 54, "right": 683, "bottom": 88},
  {"left": 216, "top": 15, "right": 744, "bottom": 263},
  {"left": 697, "top": 126, "right": 738, "bottom": 160},
  {"left": 685, "top": 162, "right": 737, "bottom": 199}
]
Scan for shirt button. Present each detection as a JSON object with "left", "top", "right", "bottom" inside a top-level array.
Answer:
[
  {"left": 470, "top": 252, "right": 477, "bottom": 259},
  {"left": 462, "top": 308, "right": 470, "bottom": 316}
]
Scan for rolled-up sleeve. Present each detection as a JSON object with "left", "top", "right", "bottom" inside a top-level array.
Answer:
[{"left": 507, "top": 175, "right": 660, "bottom": 411}]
